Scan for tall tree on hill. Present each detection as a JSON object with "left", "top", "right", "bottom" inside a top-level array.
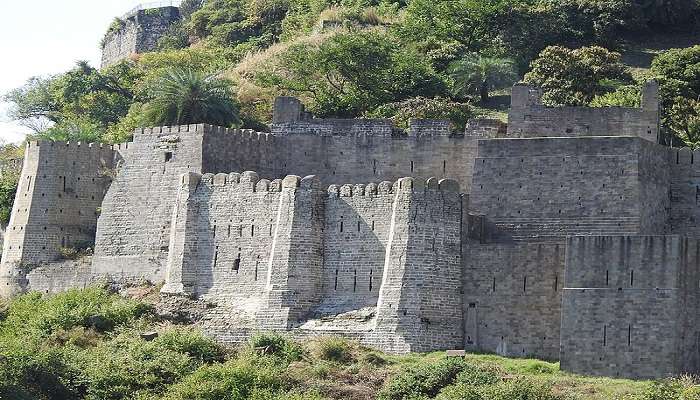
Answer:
[
  {"left": 448, "top": 54, "right": 517, "bottom": 103},
  {"left": 141, "top": 68, "right": 240, "bottom": 127},
  {"left": 524, "top": 46, "right": 632, "bottom": 106}
]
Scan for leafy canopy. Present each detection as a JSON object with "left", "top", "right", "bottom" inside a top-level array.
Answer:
[
  {"left": 524, "top": 45, "right": 632, "bottom": 106},
  {"left": 142, "top": 68, "right": 240, "bottom": 127}
]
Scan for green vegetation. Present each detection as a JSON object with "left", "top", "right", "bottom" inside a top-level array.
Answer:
[
  {"left": 0, "top": 142, "right": 22, "bottom": 224},
  {"left": 2, "top": 0, "right": 698, "bottom": 148},
  {"left": 0, "top": 286, "right": 698, "bottom": 399},
  {"left": 141, "top": 68, "right": 240, "bottom": 127}
]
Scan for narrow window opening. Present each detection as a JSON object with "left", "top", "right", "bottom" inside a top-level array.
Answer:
[
  {"left": 554, "top": 274, "right": 558, "bottom": 292},
  {"left": 238, "top": 226, "right": 243, "bottom": 237},
  {"left": 630, "top": 270, "right": 634, "bottom": 287},
  {"left": 213, "top": 251, "right": 218, "bottom": 267},
  {"left": 373, "top": 159, "right": 377, "bottom": 175},
  {"left": 62, "top": 176, "right": 66, "bottom": 192},
  {"left": 371, "top": 221, "right": 375, "bottom": 231},
  {"left": 334, "top": 270, "right": 338, "bottom": 290},
  {"left": 443, "top": 160, "right": 447, "bottom": 174},
  {"left": 627, "top": 324, "right": 632, "bottom": 346},
  {"left": 523, "top": 276, "right": 527, "bottom": 292},
  {"left": 340, "top": 221, "right": 344, "bottom": 233},
  {"left": 269, "top": 225, "right": 273, "bottom": 236},
  {"left": 233, "top": 254, "right": 240, "bottom": 273},
  {"left": 606, "top": 270, "right": 609, "bottom": 286},
  {"left": 255, "top": 261, "right": 259, "bottom": 281},
  {"left": 410, "top": 161, "right": 414, "bottom": 173},
  {"left": 213, "top": 225, "right": 216, "bottom": 238},
  {"left": 251, "top": 225, "right": 255, "bottom": 237},
  {"left": 227, "top": 225, "right": 231, "bottom": 237},
  {"left": 603, "top": 325, "right": 607, "bottom": 347},
  {"left": 165, "top": 152, "right": 173, "bottom": 162},
  {"left": 353, "top": 270, "right": 357, "bottom": 292},
  {"left": 492, "top": 277, "right": 496, "bottom": 292},
  {"left": 357, "top": 220, "right": 361, "bottom": 232},
  {"left": 369, "top": 270, "right": 373, "bottom": 291}
]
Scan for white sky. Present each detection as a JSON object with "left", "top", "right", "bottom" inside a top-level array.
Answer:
[{"left": 0, "top": 0, "right": 148, "bottom": 144}]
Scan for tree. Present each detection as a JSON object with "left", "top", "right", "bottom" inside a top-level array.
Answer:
[
  {"left": 667, "top": 98, "right": 700, "bottom": 149},
  {"left": 0, "top": 142, "right": 23, "bottom": 225},
  {"left": 651, "top": 46, "right": 700, "bottom": 147},
  {"left": 448, "top": 54, "right": 517, "bottom": 103},
  {"left": 141, "top": 68, "right": 240, "bottom": 127},
  {"left": 257, "top": 30, "right": 445, "bottom": 117},
  {"left": 524, "top": 46, "right": 632, "bottom": 106},
  {"left": 4, "top": 61, "right": 141, "bottom": 143}
]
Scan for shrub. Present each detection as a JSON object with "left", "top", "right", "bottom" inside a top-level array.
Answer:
[
  {"left": 362, "top": 351, "right": 388, "bottom": 366},
  {"left": 155, "top": 329, "right": 226, "bottom": 363},
  {"left": 248, "top": 332, "right": 304, "bottom": 362},
  {"left": 0, "top": 287, "right": 152, "bottom": 338},
  {"left": 379, "top": 357, "right": 467, "bottom": 400},
  {"left": 367, "top": 97, "right": 472, "bottom": 131},
  {"left": 311, "top": 337, "right": 354, "bottom": 363},
  {"left": 453, "top": 364, "right": 500, "bottom": 386},
  {"left": 482, "top": 377, "right": 562, "bottom": 400},
  {"left": 160, "top": 357, "right": 284, "bottom": 400}
]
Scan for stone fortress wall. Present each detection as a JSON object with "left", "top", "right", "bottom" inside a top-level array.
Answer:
[
  {"left": 5, "top": 80, "right": 700, "bottom": 378},
  {"left": 100, "top": 4, "right": 181, "bottom": 68}
]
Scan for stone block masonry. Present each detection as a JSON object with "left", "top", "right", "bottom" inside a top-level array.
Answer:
[
  {"left": 161, "top": 172, "right": 464, "bottom": 353},
  {"left": 0, "top": 141, "right": 116, "bottom": 297},
  {"left": 508, "top": 81, "right": 659, "bottom": 143},
  {"left": 6, "top": 84, "right": 699, "bottom": 379},
  {"left": 101, "top": 5, "right": 181, "bottom": 68},
  {"left": 561, "top": 236, "right": 700, "bottom": 379}
]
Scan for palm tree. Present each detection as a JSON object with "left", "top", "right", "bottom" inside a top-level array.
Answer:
[
  {"left": 142, "top": 68, "right": 240, "bottom": 127},
  {"left": 449, "top": 54, "right": 518, "bottom": 103}
]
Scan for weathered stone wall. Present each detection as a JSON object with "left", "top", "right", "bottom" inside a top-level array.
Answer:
[
  {"left": 560, "top": 236, "right": 700, "bottom": 379},
  {"left": 463, "top": 242, "right": 565, "bottom": 360},
  {"left": 469, "top": 137, "right": 669, "bottom": 242},
  {"left": 0, "top": 141, "right": 115, "bottom": 297},
  {"left": 669, "top": 147, "right": 700, "bottom": 237},
  {"left": 101, "top": 6, "right": 181, "bottom": 68},
  {"left": 317, "top": 182, "right": 395, "bottom": 316},
  {"left": 374, "top": 178, "right": 464, "bottom": 353},
  {"left": 204, "top": 127, "right": 480, "bottom": 194},
  {"left": 92, "top": 125, "right": 205, "bottom": 283},
  {"left": 507, "top": 81, "right": 659, "bottom": 143}
]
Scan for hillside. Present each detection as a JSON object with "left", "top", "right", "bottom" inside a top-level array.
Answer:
[{"left": 0, "top": 286, "right": 691, "bottom": 400}]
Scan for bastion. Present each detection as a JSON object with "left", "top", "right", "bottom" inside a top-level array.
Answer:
[{"left": 2, "top": 80, "right": 699, "bottom": 379}]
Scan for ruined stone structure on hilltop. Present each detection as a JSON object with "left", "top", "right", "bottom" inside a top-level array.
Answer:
[
  {"left": 100, "top": 2, "right": 181, "bottom": 68},
  {"left": 2, "top": 80, "right": 699, "bottom": 379}
]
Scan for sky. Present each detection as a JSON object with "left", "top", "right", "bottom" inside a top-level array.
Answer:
[{"left": 0, "top": 0, "right": 151, "bottom": 144}]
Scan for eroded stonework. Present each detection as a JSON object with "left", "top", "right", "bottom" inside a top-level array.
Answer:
[{"left": 2, "top": 81, "right": 698, "bottom": 379}]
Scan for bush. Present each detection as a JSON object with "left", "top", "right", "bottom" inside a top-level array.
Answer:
[
  {"left": 160, "top": 357, "right": 284, "bottom": 400},
  {"left": 155, "top": 329, "right": 226, "bottom": 363},
  {"left": 0, "top": 287, "right": 152, "bottom": 338},
  {"left": 311, "top": 337, "right": 354, "bottom": 363},
  {"left": 379, "top": 357, "right": 467, "bottom": 400},
  {"left": 248, "top": 332, "right": 304, "bottom": 362},
  {"left": 367, "top": 97, "right": 472, "bottom": 131}
]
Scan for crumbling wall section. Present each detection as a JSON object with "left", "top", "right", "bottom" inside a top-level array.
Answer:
[{"left": 101, "top": 6, "right": 181, "bottom": 68}]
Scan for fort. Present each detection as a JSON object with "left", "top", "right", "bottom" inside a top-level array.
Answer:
[
  {"left": 2, "top": 79, "right": 699, "bottom": 379},
  {"left": 100, "top": 2, "right": 181, "bottom": 68}
]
